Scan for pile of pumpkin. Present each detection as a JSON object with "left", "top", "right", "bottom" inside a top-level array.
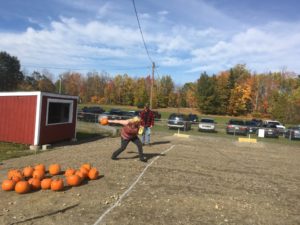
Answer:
[{"left": 1, "top": 163, "right": 99, "bottom": 194}]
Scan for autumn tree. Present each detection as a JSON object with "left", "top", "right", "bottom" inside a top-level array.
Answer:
[
  {"left": 156, "top": 75, "right": 174, "bottom": 108},
  {"left": 180, "top": 82, "right": 197, "bottom": 108}
]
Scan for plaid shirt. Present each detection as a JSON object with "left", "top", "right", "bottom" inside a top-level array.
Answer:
[{"left": 139, "top": 109, "right": 154, "bottom": 127}]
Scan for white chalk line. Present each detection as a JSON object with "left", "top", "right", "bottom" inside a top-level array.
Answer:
[{"left": 93, "top": 144, "right": 176, "bottom": 225}]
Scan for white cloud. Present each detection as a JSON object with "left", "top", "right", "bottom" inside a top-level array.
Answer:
[
  {"left": 189, "top": 21, "right": 300, "bottom": 74},
  {"left": 1, "top": 0, "right": 300, "bottom": 83}
]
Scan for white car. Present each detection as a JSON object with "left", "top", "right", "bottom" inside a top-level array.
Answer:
[
  {"left": 198, "top": 118, "right": 216, "bottom": 132},
  {"left": 264, "top": 120, "right": 286, "bottom": 134}
]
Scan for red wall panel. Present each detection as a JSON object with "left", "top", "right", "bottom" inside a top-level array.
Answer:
[
  {"left": 0, "top": 96, "right": 36, "bottom": 145},
  {"left": 39, "top": 96, "right": 77, "bottom": 145}
]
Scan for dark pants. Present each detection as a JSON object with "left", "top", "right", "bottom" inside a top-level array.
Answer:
[{"left": 112, "top": 136, "right": 145, "bottom": 160}]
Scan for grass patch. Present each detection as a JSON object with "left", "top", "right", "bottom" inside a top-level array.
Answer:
[
  {"left": 76, "top": 131, "right": 105, "bottom": 141},
  {"left": 0, "top": 142, "right": 32, "bottom": 162}
]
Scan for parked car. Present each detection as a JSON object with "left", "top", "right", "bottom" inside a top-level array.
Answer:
[
  {"left": 123, "top": 110, "right": 141, "bottom": 119},
  {"left": 245, "top": 120, "right": 259, "bottom": 134},
  {"left": 167, "top": 113, "right": 192, "bottom": 131},
  {"left": 78, "top": 106, "right": 105, "bottom": 122},
  {"left": 284, "top": 126, "right": 300, "bottom": 140},
  {"left": 263, "top": 120, "right": 285, "bottom": 135},
  {"left": 102, "top": 109, "right": 127, "bottom": 120},
  {"left": 188, "top": 114, "right": 199, "bottom": 124},
  {"left": 226, "top": 119, "right": 248, "bottom": 136},
  {"left": 262, "top": 123, "right": 279, "bottom": 138},
  {"left": 153, "top": 111, "right": 162, "bottom": 120},
  {"left": 251, "top": 119, "right": 263, "bottom": 127},
  {"left": 198, "top": 118, "right": 215, "bottom": 132}
]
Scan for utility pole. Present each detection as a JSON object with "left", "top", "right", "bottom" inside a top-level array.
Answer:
[
  {"left": 59, "top": 75, "right": 62, "bottom": 94},
  {"left": 150, "top": 62, "right": 155, "bottom": 109}
]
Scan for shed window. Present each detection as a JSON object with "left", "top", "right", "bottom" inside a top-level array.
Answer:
[{"left": 46, "top": 99, "right": 73, "bottom": 125}]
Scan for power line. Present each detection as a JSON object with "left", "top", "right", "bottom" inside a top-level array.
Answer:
[
  {"left": 21, "top": 64, "right": 151, "bottom": 71},
  {"left": 131, "top": 0, "right": 153, "bottom": 64}
]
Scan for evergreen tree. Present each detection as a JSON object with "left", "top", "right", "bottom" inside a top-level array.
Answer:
[{"left": 0, "top": 51, "right": 24, "bottom": 91}]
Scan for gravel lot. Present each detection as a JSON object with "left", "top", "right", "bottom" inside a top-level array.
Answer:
[{"left": 0, "top": 132, "right": 299, "bottom": 225}]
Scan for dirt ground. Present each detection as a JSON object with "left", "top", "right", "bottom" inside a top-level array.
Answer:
[{"left": 0, "top": 132, "right": 299, "bottom": 225}]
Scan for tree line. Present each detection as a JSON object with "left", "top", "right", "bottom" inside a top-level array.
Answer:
[{"left": 1, "top": 51, "right": 300, "bottom": 123}]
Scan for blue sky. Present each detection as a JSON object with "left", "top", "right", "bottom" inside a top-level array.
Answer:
[{"left": 1, "top": 0, "right": 300, "bottom": 84}]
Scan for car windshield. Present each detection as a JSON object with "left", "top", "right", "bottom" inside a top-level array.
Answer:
[
  {"left": 245, "top": 121, "right": 256, "bottom": 126},
  {"left": 268, "top": 121, "right": 280, "bottom": 126},
  {"left": 169, "top": 114, "right": 186, "bottom": 121},
  {"left": 201, "top": 119, "right": 214, "bottom": 123},
  {"left": 229, "top": 120, "right": 244, "bottom": 125}
]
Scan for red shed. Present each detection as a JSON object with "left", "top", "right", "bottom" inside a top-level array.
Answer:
[{"left": 0, "top": 91, "right": 78, "bottom": 146}]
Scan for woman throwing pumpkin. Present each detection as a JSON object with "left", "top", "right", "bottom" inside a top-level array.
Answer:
[{"left": 108, "top": 116, "right": 147, "bottom": 162}]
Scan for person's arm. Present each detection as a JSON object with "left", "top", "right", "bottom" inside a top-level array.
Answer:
[
  {"left": 139, "top": 110, "right": 145, "bottom": 127},
  {"left": 108, "top": 119, "right": 129, "bottom": 126},
  {"left": 149, "top": 111, "right": 155, "bottom": 128}
]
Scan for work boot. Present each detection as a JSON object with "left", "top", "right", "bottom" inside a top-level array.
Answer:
[
  {"left": 140, "top": 157, "right": 147, "bottom": 163},
  {"left": 111, "top": 155, "right": 119, "bottom": 160}
]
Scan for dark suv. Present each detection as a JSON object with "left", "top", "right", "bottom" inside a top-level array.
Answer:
[
  {"left": 262, "top": 124, "right": 279, "bottom": 138},
  {"left": 167, "top": 113, "right": 192, "bottom": 131},
  {"left": 226, "top": 119, "right": 248, "bottom": 135},
  {"left": 78, "top": 106, "right": 105, "bottom": 122},
  {"left": 188, "top": 114, "right": 199, "bottom": 124}
]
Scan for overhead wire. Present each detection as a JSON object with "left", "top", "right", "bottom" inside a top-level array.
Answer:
[
  {"left": 21, "top": 64, "right": 150, "bottom": 72},
  {"left": 131, "top": 0, "right": 154, "bottom": 65}
]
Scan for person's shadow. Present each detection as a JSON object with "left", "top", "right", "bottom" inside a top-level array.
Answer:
[
  {"left": 149, "top": 141, "right": 171, "bottom": 146},
  {"left": 118, "top": 153, "right": 166, "bottom": 161}
]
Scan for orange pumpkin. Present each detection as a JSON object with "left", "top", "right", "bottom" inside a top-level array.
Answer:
[
  {"left": 41, "top": 178, "right": 52, "bottom": 190},
  {"left": 79, "top": 167, "right": 89, "bottom": 178},
  {"left": 75, "top": 170, "right": 86, "bottom": 180},
  {"left": 11, "top": 175, "right": 23, "bottom": 183},
  {"left": 32, "top": 169, "right": 45, "bottom": 180},
  {"left": 66, "top": 175, "right": 81, "bottom": 186},
  {"left": 35, "top": 164, "right": 46, "bottom": 172},
  {"left": 49, "top": 164, "right": 61, "bottom": 175},
  {"left": 2, "top": 179, "right": 16, "bottom": 191},
  {"left": 15, "top": 181, "right": 31, "bottom": 194},
  {"left": 28, "top": 178, "right": 41, "bottom": 191},
  {"left": 81, "top": 163, "right": 91, "bottom": 171},
  {"left": 64, "top": 168, "right": 76, "bottom": 177},
  {"left": 8, "top": 169, "right": 22, "bottom": 180},
  {"left": 88, "top": 168, "right": 99, "bottom": 180},
  {"left": 23, "top": 166, "right": 34, "bottom": 178},
  {"left": 51, "top": 179, "right": 64, "bottom": 191},
  {"left": 100, "top": 117, "right": 108, "bottom": 125}
]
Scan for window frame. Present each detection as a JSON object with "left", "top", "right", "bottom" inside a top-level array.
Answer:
[{"left": 46, "top": 98, "right": 74, "bottom": 126}]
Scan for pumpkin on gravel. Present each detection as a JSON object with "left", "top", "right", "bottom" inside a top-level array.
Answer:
[
  {"left": 28, "top": 178, "right": 41, "bottom": 191},
  {"left": 23, "top": 166, "right": 34, "bottom": 178},
  {"left": 79, "top": 167, "right": 89, "bottom": 178},
  {"left": 64, "top": 168, "right": 76, "bottom": 177},
  {"left": 32, "top": 169, "right": 45, "bottom": 180},
  {"left": 81, "top": 163, "right": 92, "bottom": 171},
  {"left": 7, "top": 169, "right": 20, "bottom": 179},
  {"left": 2, "top": 179, "right": 16, "bottom": 191},
  {"left": 75, "top": 170, "right": 86, "bottom": 181},
  {"left": 88, "top": 168, "right": 99, "bottom": 180},
  {"left": 15, "top": 181, "right": 31, "bottom": 194},
  {"left": 66, "top": 175, "right": 82, "bottom": 186},
  {"left": 34, "top": 164, "right": 46, "bottom": 172},
  {"left": 51, "top": 179, "right": 64, "bottom": 191},
  {"left": 41, "top": 178, "right": 52, "bottom": 190},
  {"left": 49, "top": 164, "right": 61, "bottom": 175}
]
